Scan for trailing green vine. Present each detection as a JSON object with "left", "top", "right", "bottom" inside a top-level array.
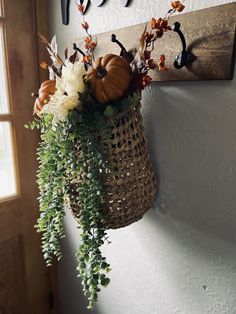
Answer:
[
  {"left": 73, "top": 108, "right": 112, "bottom": 309},
  {"left": 26, "top": 101, "right": 113, "bottom": 308},
  {"left": 26, "top": 115, "right": 68, "bottom": 265}
]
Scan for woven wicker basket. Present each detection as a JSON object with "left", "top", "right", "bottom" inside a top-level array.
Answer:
[{"left": 71, "top": 102, "right": 157, "bottom": 229}]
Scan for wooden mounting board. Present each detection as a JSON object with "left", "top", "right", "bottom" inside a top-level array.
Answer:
[{"left": 75, "top": 2, "right": 236, "bottom": 81}]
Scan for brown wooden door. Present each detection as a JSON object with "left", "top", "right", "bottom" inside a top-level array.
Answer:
[{"left": 0, "top": 0, "right": 53, "bottom": 313}]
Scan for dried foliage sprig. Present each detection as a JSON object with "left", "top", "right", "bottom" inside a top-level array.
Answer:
[
  {"left": 38, "top": 34, "right": 65, "bottom": 79},
  {"left": 129, "top": 0, "right": 186, "bottom": 90},
  {"left": 74, "top": 1, "right": 97, "bottom": 67}
]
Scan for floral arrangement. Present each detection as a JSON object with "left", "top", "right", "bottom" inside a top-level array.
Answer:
[{"left": 27, "top": 1, "right": 185, "bottom": 309}]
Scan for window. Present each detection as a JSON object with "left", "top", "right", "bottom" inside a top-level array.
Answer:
[
  {"left": 0, "top": 27, "right": 9, "bottom": 114},
  {"left": 0, "top": 16, "right": 18, "bottom": 199},
  {"left": 0, "top": 122, "right": 17, "bottom": 197}
]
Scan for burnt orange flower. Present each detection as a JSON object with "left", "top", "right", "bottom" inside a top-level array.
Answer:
[
  {"left": 81, "top": 21, "right": 89, "bottom": 30},
  {"left": 151, "top": 17, "right": 160, "bottom": 30},
  {"left": 151, "top": 17, "right": 157, "bottom": 30},
  {"left": 159, "top": 54, "right": 165, "bottom": 62},
  {"left": 155, "top": 28, "right": 164, "bottom": 38},
  {"left": 40, "top": 61, "right": 48, "bottom": 69},
  {"left": 77, "top": 4, "right": 84, "bottom": 14},
  {"left": 158, "top": 54, "right": 168, "bottom": 71},
  {"left": 176, "top": 4, "right": 185, "bottom": 12},
  {"left": 159, "top": 19, "right": 169, "bottom": 29},
  {"left": 84, "top": 36, "right": 97, "bottom": 50},
  {"left": 151, "top": 17, "right": 171, "bottom": 40},
  {"left": 151, "top": 18, "right": 171, "bottom": 31},
  {"left": 82, "top": 55, "right": 92, "bottom": 63},
  {"left": 172, "top": 1, "right": 185, "bottom": 12}
]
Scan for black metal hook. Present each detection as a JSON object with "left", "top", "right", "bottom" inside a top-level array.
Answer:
[
  {"left": 61, "top": 0, "right": 70, "bottom": 25},
  {"left": 172, "top": 22, "right": 196, "bottom": 69}
]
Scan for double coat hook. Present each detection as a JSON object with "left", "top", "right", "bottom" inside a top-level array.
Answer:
[{"left": 172, "top": 22, "right": 196, "bottom": 69}]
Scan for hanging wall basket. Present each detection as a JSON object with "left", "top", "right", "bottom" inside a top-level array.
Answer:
[
  {"left": 29, "top": 2, "right": 191, "bottom": 307},
  {"left": 70, "top": 101, "right": 157, "bottom": 229}
]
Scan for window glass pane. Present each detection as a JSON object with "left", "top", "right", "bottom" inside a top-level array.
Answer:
[
  {"left": 0, "top": 122, "right": 17, "bottom": 198},
  {"left": 0, "top": 26, "right": 10, "bottom": 114}
]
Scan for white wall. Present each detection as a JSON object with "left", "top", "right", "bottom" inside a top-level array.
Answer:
[{"left": 49, "top": 1, "right": 236, "bottom": 313}]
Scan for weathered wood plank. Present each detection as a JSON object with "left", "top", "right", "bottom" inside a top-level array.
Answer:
[{"left": 75, "top": 2, "right": 236, "bottom": 81}]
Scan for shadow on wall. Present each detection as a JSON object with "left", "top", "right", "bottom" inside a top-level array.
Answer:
[
  {"left": 58, "top": 209, "right": 102, "bottom": 314},
  {"left": 57, "top": 209, "right": 92, "bottom": 314},
  {"left": 142, "top": 68, "right": 236, "bottom": 245},
  {"left": 58, "top": 234, "right": 92, "bottom": 313}
]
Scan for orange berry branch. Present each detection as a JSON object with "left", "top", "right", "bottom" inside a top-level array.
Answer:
[{"left": 75, "top": 1, "right": 185, "bottom": 91}]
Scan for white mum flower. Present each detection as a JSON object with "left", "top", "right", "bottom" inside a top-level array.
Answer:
[
  {"left": 62, "top": 61, "right": 85, "bottom": 95},
  {"left": 41, "top": 61, "right": 86, "bottom": 124}
]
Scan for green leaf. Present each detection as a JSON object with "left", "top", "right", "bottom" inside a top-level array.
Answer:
[
  {"left": 100, "top": 277, "right": 110, "bottom": 287},
  {"left": 104, "top": 105, "right": 118, "bottom": 118}
]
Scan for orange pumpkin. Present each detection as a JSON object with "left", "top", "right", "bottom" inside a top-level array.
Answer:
[
  {"left": 86, "top": 54, "right": 132, "bottom": 104},
  {"left": 34, "top": 79, "right": 56, "bottom": 115}
]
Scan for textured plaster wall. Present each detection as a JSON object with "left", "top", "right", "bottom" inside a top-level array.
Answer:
[{"left": 49, "top": 1, "right": 236, "bottom": 313}]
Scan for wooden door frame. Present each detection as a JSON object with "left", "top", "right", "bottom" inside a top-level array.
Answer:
[
  {"left": 0, "top": 0, "right": 57, "bottom": 313},
  {"left": 33, "top": 1, "right": 59, "bottom": 312}
]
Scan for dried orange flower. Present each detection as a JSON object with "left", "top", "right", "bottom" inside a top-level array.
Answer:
[
  {"left": 81, "top": 21, "right": 89, "bottom": 30},
  {"left": 77, "top": 4, "right": 84, "bottom": 13},
  {"left": 158, "top": 54, "right": 168, "bottom": 71},
  {"left": 151, "top": 17, "right": 157, "bottom": 30},
  {"left": 40, "top": 61, "right": 49, "bottom": 69},
  {"left": 159, "top": 54, "right": 165, "bottom": 62},
  {"left": 176, "top": 4, "right": 185, "bottom": 12},
  {"left": 151, "top": 17, "right": 171, "bottom": 40},
  {"left": 84, "top": 36, "right": 97, "bottom": 50},
  {"left": 172, "top": 1, "right": 185, "bottom": 12},
  {"left": 155, "top": 28, "right": 164, "bottom": 38},
  {"left": 151, "top": 18, "right": 171, "bottom": 31},
  {"left": 159, "top": 19, "right": 169, "bottom": 29},
  {"left": 82, "top": 55, "right": 92, "bottom": 63}
]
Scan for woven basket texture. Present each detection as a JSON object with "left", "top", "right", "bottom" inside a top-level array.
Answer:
[{"left": 71, "top": 102, "right": 157, "bottom": 229}]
